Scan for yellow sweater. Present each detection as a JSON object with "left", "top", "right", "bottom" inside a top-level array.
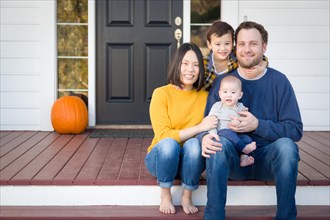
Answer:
[{"left": 148, "top": 84, "right": 208, "bottom": 153}]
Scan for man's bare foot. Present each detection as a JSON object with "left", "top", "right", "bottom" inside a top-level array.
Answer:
[
  {"left": 181, "top": 189, "right": 198, "bottom": 214},
  {"left": 242, "top": 142, "right": 256, "bottom": 154},
  {"left": 240, "top": 154, "right": 254, "bottom": 167},
  {"left": 159, "top": 188, "right": 175, "bottom": 214}
]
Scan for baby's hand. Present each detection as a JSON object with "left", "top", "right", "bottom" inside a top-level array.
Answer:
[{"left": 229, "top": 118, "right": 240, "bottom": 127}]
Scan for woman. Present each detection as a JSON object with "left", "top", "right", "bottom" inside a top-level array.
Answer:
[{"left": 145, "top": 43, "right": 218, "bottom": 215}]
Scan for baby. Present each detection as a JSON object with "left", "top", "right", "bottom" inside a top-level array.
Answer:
[{"left": 208, "top": 75, "right": 256, "bottom": 167}]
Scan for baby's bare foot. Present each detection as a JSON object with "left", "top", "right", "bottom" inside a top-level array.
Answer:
[
  {"left": 181, "top": 189, "right": 198, "bottom": 214},
  {"left": 242, "top": 142, "right": 256, "bottom": 154},
  {"left": 240, "top": 154, "right": 254, "bottom": 167},
  {"left": 160, "top": 188, "right": 175, "bottom": 214}
]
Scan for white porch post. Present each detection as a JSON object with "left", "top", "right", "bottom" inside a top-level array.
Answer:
[
  {"left": 40, "top": 0, "right": 56, "bottom": 131},
  {"left": 88, "top": 0, "right": 96, "bottom": 127}
]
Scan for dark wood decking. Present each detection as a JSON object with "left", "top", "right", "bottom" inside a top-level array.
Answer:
[
  {"left": 1, "top": 205, "right": 329, "bottom": 220},
  {"left": 0, "top": 130, "right": 329, "bottom": 186}
]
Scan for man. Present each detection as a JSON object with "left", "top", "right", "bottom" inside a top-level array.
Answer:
[{"left": 200, "top": 21, "right": 303, "bottom": 220}]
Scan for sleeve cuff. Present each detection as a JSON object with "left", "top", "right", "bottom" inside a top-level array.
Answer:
[{"left": 254, "top": 119, "right": 266, "bottom": 137}]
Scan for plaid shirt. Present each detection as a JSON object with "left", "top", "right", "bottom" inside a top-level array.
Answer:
[
  {"left": 202, "top": 51, "right": 268, "bottom": 91},
  {"left": 203, "top": 52, "right": 237, "bottom": 91}
]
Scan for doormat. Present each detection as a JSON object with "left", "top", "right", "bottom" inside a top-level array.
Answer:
[{"left": 89, "top": 129, "right": 154, "bottom": 138}]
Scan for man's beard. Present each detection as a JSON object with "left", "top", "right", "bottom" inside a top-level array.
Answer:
[{"left": 238, "top": 54, "right": 263, "bottom": 69}]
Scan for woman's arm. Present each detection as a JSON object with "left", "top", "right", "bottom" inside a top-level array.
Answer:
[
  {"left": 150, "top": 88, "right": 181, "bottom": 142},
  {"left": 179, "top": 115, "right": 218, "bottom": 142}
]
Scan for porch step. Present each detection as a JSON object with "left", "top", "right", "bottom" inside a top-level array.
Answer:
[
  {"left": 1, "top": 185, "right": 329, "bottom": 206},
  {"left": 1, "top": 205, "right": 329, "bottom": 220}
]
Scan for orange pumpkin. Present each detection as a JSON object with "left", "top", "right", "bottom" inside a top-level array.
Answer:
[{"left": 51, "top": 96, "right": 88, "bottom": 134}]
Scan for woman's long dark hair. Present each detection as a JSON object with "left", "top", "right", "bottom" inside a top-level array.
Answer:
[{"left": 167, "top": 43, "right": 205, "bottom": 91}]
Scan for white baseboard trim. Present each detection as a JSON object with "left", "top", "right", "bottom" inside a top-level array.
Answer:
[{"left": 1, "top": 185, "right": 329, "bottom": 206}]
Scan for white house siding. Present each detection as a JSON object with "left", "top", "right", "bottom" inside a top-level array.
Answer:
[
  {"left": 223, "top": 0, "right": 330, "bottom": 131},
  {"left": 0, "top": 0, "right": 329, "bottom": 131},
  {"left": 0, "top": 1, "right": 56, "bottom": 131}
]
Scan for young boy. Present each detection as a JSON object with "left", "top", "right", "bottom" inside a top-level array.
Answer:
[
  {"left": 203, "top": 21, "right": 235, "bottom": 90},
  {"left": 203, "top": 20, "right": 268, "bottom": 91},
  {"left": 208, "top": 75, "right": 256, "bottom": 167}
]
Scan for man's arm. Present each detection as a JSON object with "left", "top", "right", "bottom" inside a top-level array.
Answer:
[
  {"left": 198, "top": 76, "right": 223, "bottom": 157},
  {"left": 204, "top": 76, "right": 221, "bottom": 116},
  {"left": 197, "top": 76, "right": 222, "bottom": 144},
  {"left": 253, "top": 79, "right": 303, "bottom": 142},
  {"left": 229, "top": 74, "right": 303, "bottom": 142}
]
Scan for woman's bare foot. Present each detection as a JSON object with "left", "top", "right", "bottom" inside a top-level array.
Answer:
[
  {"left": 242, "top": 142, "right": 256, "bottom": 154},
  {"left": 181, "top": 189, "right": 198, "bottom": 214},
  {"left": 240, "top": 154, "right": 254, "bottom": 167},
  {"left": 159, "top": 188, "right": 175, "bottom": 214}
]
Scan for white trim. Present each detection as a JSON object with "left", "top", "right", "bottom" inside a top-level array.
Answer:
[
  {"left": 58, "top": 56, "right": 88, "bottom": 59},
  {"left": 182, "top": 0, "right": 190, "bottom": 43},
  {"left": 58, "top": 89, "right": 88, "bottom": 92},
  {"left": 57, "top": 23, "right": 88, "bottom": 26},
  {"left": 88, "top": 0, "right": 96, "bottom": 126},
  {"left": 304, "top": 126, "right": 330, "bottom": 131},
  {"left": 39, "top": 1, "right": 56, "bottom": 131},
  {"left": 0, "top": 185, "right": 329, "bottom": 206}
]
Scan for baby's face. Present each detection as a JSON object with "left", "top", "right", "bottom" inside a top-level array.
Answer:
[{"left": 219, "top": 81, "right": 242, "bottom": 108}]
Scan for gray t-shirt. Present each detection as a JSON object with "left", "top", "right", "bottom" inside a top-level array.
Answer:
[{"left": 208, "top": 101, "right": 246, "bottom": 133}]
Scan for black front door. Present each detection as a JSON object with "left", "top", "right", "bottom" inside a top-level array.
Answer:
[{"left": 96, "top": 0, "right": 183, "bottom": 124}]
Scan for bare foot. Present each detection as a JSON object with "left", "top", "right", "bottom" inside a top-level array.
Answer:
[
  {"left": 242, "top": 142, "right": 256, "bottom": 154},
  {"left": 240, "top": 154, "right": 254, "bottom": 167},
  {"left": 181, "top": 189, "right": 198, "bottom": 214},
  {"left": 159, "top": 188, "right": 175, "bottom": 214}
]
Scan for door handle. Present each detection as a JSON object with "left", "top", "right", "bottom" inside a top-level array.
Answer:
[{"left": 174, "top": 28, "right": 182, "bottom": 49}]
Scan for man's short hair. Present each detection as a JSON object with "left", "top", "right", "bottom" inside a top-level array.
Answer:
[{"left": 235, "top": 21, "right": 268, "bottom": 44}]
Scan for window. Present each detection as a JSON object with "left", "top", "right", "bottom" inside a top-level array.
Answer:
[
  {"left": 57, "top": 0, "right": 88, "bottom": 98},
  {"left": 190, "top": 0, "right": 220, "bottom": 56}
]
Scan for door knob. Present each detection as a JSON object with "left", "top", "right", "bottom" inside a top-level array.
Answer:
[{"left": 174, "top": 28, "right": 182, "bottom": 49}]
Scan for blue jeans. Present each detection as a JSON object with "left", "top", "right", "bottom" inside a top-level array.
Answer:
[
  {"left": 145, "top": 138, "right": 205, "bottom": 190},
  {"left": 204, "top": 137, "right": 299, "bottom": 220}
]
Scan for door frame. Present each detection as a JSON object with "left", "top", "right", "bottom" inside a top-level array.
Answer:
[{"left": 87, "top": 0, "right": 238, "bottom": 126}]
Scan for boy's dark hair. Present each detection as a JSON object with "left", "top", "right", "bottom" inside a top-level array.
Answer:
[
  {"left": 206, "top": 20, "right": 234, "bottom": 44},
  {"left": 235, "top": 21, "right": 268, "bottom": 44},
  {"left": 167, "top": 43, "right": 205, "bottom": 91}
]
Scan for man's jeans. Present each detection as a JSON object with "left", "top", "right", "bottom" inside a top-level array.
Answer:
[
  {"left": 145, "top": 138, "right": 205, "bottom": 190},
  {"left": 204, "top": 137, "right": 299, "bottom": 220}
]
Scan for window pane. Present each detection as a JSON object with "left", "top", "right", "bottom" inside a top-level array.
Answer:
[
  {"left": 57, "top": 0, "right": 88, "bottom": 98},
  {"left": 57, "top": 0, "right": 88, "bottom": 23},
  {"left": 58, "top": 91, "right": 88, "bottom": 98},
  {"left": 58, "top": 58, "right": 88, "bottom": 90},
  {"left": 191, "top": 0, "right": 220, "bottom": 23},
  {"left": 191, "top": 25, "right": 210, "bottom": 57},
  {"left": 57, "top": 25, "right": 88, "bottom": 57}
]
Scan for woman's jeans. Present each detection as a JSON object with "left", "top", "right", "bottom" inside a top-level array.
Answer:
[
  {"left": 145, "top": 138, "right": 205, "bottom": 191},
  {"left": 204, "top": 137, "right": 300, "bottom": 220}
]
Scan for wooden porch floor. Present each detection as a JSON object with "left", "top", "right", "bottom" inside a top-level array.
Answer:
[{"left": 0, "top": 130, "right": 329, "bottom": 186}]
